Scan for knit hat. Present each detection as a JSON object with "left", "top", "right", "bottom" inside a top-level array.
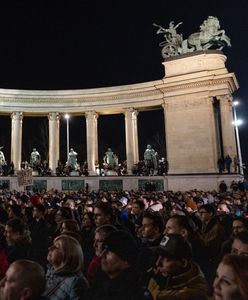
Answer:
[
  {"left": 103, "top": 230, "right": 138, "bottom": 265},
  {"left": 151, "top": 234, "right": 192, "bottom": 260}
]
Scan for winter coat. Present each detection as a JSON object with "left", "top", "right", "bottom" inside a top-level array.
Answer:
[{"left": 148, "top": 262, "right": 210, "bottom": 300}]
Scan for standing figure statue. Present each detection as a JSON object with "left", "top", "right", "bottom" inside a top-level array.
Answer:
[
  {"left": 144, "top": 144, "right": 158, "bottom": 175},
  {"left": 0, "top": 147, "right": 7, "bottom": 175},
  {"left": 103, "top": 148, "right": 117, "bottom": 169},
  {"left": 67, "top": 148, "right": 79, "bottom": 171},
  {"left": 30, "top": 148, "right": 41, "bottom": 169}
]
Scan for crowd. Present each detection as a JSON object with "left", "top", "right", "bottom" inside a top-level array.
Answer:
[{"left": 0, "top": 183, "right": 248, "bottom": 299}]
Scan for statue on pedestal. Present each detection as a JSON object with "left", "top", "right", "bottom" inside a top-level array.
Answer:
[
  {"left": 154, "top": 16, "right": 231, "bottom": 59},
  {"left": 144, "top": 144, "right": 158, "bottom": 175},
  {"left": 103, "top": 148, "right": 118, "bottom": 170},
  {"left": 30, "top": 148, "right": 41, "bottom": 169},
  {"left": 0, "top": 147, "right": 7, "bottom": 175},
  {"left": 67, "top": 148, "right": 79, "bottom": 171}
]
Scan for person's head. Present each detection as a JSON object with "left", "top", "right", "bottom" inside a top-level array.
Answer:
[
  {"left": 198, "top": 204, "right": 215, "bottom": 224},
  {"left": 0, "top": 259, "right": 45, "bottom": 300},
  {"left": 217, "top": 202, "right": 231, "bottom": 216},
  {"left": 55, "top": 207, "right": 73, "bottom": 224},
  {"left": 93, "top": 225, "right": 117, "bottom": 257},
  {"left": 82, "top": 211, "right": 95, "bottom": 228},
  {"left": 60, "top": 219, "right": 80, "bottom": 234},
  {"left": 4, "top": 218, "right": 25, "bottom": 246},
  {"left": 32, "top": 204, "right": 45, "bottom": 220},
  {"left": 94, "top": 201, "right": 114, "bottom": 227},
  {"left": 232, "top": 218, "right": 248, "bottom": 237},
  {"left": 131, "top": 200, "right": 145, "bottom": 216},
  {"left": 101, "top": 230, "right": 138, "bottom": 279},
  {"left": 213, "top": 254, "right": 248, "bottom": 300},
  {"left": 47, "top": 235, "right": 84, "bottom": 273},
  {"left": 8, "top": 204, "right": 23, "bottom": 219},
  {"left": 231, "top": 231, "right": 248, "bottom": 256},
  {"left": 64, "top": 199, "right": 75, "bottom": 210},
  {"left": 164, "top": 215, "right": 193, "bottom": 238},
  {"left": 141, "top": 210, "right": 164, "bottom": 240},
  {"left": 151, "top": 234, "right": 193, "bottom": 277}
]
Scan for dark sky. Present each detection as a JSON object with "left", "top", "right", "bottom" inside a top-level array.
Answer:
[{"left": 0, "top": 0, "right": 247, "bottom": 165}]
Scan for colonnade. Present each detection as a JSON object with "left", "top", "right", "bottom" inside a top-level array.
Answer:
[
  {"left": 9, "top": 93, "right": 236, "bottom": 175},
  {"left": 10, "top": 108, "right": 140, "bottom": 175}
]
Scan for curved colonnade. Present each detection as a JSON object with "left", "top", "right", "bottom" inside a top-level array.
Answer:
[{"left": 0, "top": 51, "right": 239, "bottom": 189}]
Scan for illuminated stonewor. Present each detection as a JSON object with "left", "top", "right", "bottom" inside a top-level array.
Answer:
[{"left": 0, "top": 50, "right": 241, "bottom": 191}]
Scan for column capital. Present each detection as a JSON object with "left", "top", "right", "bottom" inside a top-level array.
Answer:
[
  {"left": 11, "top": 112, "right": 23, "bottom": 121},
  {"left": 124, "top": 107, "right": 138, "bottom": 119},
  {"left": 85, "top": 111, "right": 98, "bottom": 120},
  {"left": 48, "top": 112, "right": 60, "bottom": 121},
  {"left": 217, "top": 94, "right": 233, "bottom": 103}
]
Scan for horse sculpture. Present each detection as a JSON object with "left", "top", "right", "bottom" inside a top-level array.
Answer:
[
  {"left": 179, "top": 16, "right": 231, "bottom": 53},
  {"left": 154, "top": 17, "right": 231, "bottom": 58}
]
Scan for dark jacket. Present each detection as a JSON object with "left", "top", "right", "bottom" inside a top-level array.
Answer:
[{"left": 87, "top": 267, "right": 152, "bottom": 300}]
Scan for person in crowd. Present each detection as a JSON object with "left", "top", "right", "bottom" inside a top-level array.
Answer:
[
  {"left": 148, "top": 233, "right": 211, "bottom": 300},
  {"left": 137, "top": 210, "right": 164, "bottom": 282},
  {"left": 216, "top": 202, "right": 233, "bottom": 238},
  {"left": 231, "top": 230, "right": 248, "bottom": 256},
  {"left": 4, "top": 218, "right": 31, "bottom": 264},
  {"left": 219, "top": 180, "right": 227, "bottom": 193},
  {"left": 29, "top": 204, "right": 50, "bottom": 269},
  {"left": 198, "top": 204, "right": 226, "bottom": 279},
  {"left": 220, "top": 217, "right": 248, "bottom": 258},
  {"left": 0, "top": 224, "right": 8, "bottom": 279},
  {"left": 64, "top": 199, "right": 81, "bottom": 226},
  {"left": 87, "top": 224, "right": 117, "bottom": 284},
  {"left": 81, "top": 211, "right": 95, "bottom": 272},
  {"left": 0, "top": 259, "right": 46, "bottom": 300},
  {"left": 7, "top": 203, "right": 24, "bottom": 220},
  {"left": 87, "top": 230, "right": 152, "bottom": 300},
  {"left": 213, "top": 254, "right": 248, "bottom": 300},
  {"left": 93, "top": 201, "right": 116, "bottom": 228},
  {"left": 44, "top": 235, "right": 89, "bottom": 300},
  {"left": 53, "top": 207, "right": 73, "bottom": 238},
  {"left": 129, "top": 199, "right": 145, "bottom": 229},
  {"left": 164, "top": 215, "right": 210, "bottom": 278}
]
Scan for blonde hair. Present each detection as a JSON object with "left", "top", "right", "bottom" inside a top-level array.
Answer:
[{"left": 54, "top": 235, "right": 84, "bottom": 274}]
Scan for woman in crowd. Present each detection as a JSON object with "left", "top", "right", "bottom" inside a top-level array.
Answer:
[
  {"left": 44, "top": 234, "right": 88, "bottom": 299},
  {"left": 213, "top": 254, "right": 248, "bottom": 300}
]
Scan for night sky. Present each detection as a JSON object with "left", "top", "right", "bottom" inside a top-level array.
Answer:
[{"left": 0, "top": 0, "right": 247, "bottom": 167}]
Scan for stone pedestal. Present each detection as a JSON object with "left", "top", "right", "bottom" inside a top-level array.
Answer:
[
  {"left": 70, "top": 171, "right": 79, "bottom": 176},
  {"left": 106, "top": 170, "right": 117, "bottom": 176}
]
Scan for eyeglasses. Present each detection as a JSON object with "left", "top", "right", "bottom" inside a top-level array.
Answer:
[{"left": 198, "top": 211, "right": 208, "bottom": 215}]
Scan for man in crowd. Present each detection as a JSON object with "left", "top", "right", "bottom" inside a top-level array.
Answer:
[
  {"left": 87, "top": 230, "right": 152, "bottom": 300},
  {"left": 148, "top": 233, "right": 211, "bottom": 300},
  {"left": 231, "top": 230, "right": 248, "bottom": 256},
  {"left": 164, "top": 215, "right": 210, "bottom": 277},
  {"left": 0, "top": 259, "right": 46, "bottom": 300}
]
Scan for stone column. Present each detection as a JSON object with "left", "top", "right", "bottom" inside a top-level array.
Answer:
[
  {"left": 124, "top": 108, "right": 139, "bottom": 173},
  {"left": 162, "top": 103, "right": 168, "bottom": 161},
  {"left": 48, "top": 113, "right": 60, "bottom": 174},
  {"left": 11, "top": 112, "right": 23, "bottom": 171},
  {"left": 218, "top": 95, "right": 237, "bottom": 159},
  {"left": 85, "top": 111, "right": 98, "bottom": 175},
  {"left": 132, "top": 109, "right": 139, "bottom": 163}
]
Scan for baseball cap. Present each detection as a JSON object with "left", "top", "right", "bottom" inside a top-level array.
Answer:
[
  {"left": 103, "top": 230, "right": 138, "bottom": 265},
  {"left": 150, "top": 234, "right": 192, "bottom": 260}
]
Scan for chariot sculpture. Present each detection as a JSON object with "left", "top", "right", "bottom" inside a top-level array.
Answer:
[{"left": 154, "top": 16, "right": 231, "bottom": 59}]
